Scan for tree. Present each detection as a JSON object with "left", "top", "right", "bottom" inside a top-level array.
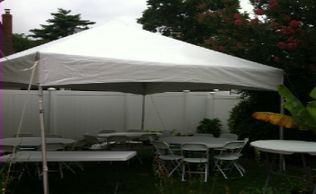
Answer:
[
  {"left": 138, "top": 0, "right": 241, "bottom": 45},
  {"left": 251, "top": 0, "right": 316, "bottom": 101},
  {"left": 12, "top": 33, "right": 41, "bottom": 52},
  {"left": 29, "top": 8, "right": 95, "bottom": 42},
  {"left": 198, "top": 0, "right": 316, "bottom": 101}
]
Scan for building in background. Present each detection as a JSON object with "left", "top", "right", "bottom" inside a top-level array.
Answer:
[{"left": 1, "top": 7, "right": 13, "bottom": 56}]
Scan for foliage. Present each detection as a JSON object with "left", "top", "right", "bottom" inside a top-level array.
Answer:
[
  {"left": 228, "top": 91, "right": 280, "bottom": 141},
  {"left": 138, "top": 0, "right": 240, "bottom": 45},
  {"left": 197, "top": 118, "right": 222, "bottom": 137},
  {"left": 29, "top": 8, "right": 95, "bottom": 42},
  {"left": 12, "top": 33, "right": 42, "bottom": 53},
  {"left": 278, "top": 85, "right": 316, "bottom": 131},
  {"left": 198, "top": 0, "right": 316, "bottom": 101}
]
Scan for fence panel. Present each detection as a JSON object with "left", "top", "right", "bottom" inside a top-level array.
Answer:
[{"left": 2, "top": 90, "right": 240, "bottom": 138}]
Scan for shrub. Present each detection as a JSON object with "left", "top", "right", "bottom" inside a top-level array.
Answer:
[
  {"left": 228, "top": 91, "right": 280, "bottom": 141},
  {"left": 197, "top": 118, "right": 222, "bottom": 137}
]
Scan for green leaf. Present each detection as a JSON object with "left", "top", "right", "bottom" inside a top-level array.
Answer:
[
  {"left": 278, "top": 85, "right": 316, "bottom": 131},
  {"left": 310, "top": 86, "right": 316, "bottom": 99}
]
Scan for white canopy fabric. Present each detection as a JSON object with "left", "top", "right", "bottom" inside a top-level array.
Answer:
[{"left": 1, "top": 21, "right": 283, "bottom": 93}]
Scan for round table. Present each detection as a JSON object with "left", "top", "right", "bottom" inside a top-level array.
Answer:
[
  {"left": 251, "top": 140, "right": 316, "bottom": 193},
  {"left": 162, "top": 136, "right": 231, "bottom": 148},
  {"left": 250, "top": 140, "right": 316, "bottom": 155}
]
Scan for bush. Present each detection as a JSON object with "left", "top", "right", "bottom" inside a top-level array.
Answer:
[
  {"left": 197, "top": 118, "right": 222, "bottom": 137},
  {"left": 228, "top": 91, "right": 280, "bottom": 141}
]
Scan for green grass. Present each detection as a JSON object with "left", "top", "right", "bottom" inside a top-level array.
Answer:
[{"left": 3, "top": 147, "right": 314, "bottom": 194}]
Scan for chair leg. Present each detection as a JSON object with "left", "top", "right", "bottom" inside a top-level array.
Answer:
[
  {"left": 233, "top": 162, "right": 244, "bottom": 177},
  {"left": 58, "top": 163, "right": 64, "bottom": 179},
  {"left": 236, "top": 163, "right": 246, "bottom": 174},
  {"left": 168, "top": 160, "right": 181, "bottom": 177},
  {"left": 204, "top": 163, "right": 208, "bottom": 182},
  {"left": 214, "top": 160, "right": 228, "bottom": 179},
  {"left": 182, "top": 163, "right": 186, "bottom": 182}
]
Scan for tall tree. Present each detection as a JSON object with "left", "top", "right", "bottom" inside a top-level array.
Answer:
[
  {"left": 29, "top": 8, "right": 95, "bottom": 42},
  {"left": 197, "top": 0, "right": 316, "bottom": 101},
  {"left": 12, "top": 33, "right": 42, "bottom": 52},
  {"left": 138, "top": 0, "right": 241, "bottom": 45}
]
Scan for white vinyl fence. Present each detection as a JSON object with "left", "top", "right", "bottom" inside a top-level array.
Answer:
[{"left": 2, "top": 90, "right": 241, "bottom": 139}]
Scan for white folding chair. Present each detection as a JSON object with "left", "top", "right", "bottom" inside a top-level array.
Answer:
[
  {"left": 219, "top": 133, "right": 238, "bottom": 140},
  {"left": 181, "top": 143, "right": 209, "bottom": 182},
  {"left": 213, "top": 138, "right": 249, "bottom": 179},
  {"left": 152, "top": 140, "right": 183, "bottom": 177}
]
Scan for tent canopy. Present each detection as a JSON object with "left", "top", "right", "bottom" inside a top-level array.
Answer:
[{"left": 1, "top": 21, "right": 283, "bottom": 94}]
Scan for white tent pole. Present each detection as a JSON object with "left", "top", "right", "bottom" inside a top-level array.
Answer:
[
  {"left": 279, "top": 96, "right": 284, "bottom": 139},
  {"left": 141, "top": 94, "right": 146, "bottom": 131},
  {"left": 279, "top": 96, "right": 285, "bottom": 171},
  {"left": 38, "top": 86, "right": 49, "bottom": 194}
]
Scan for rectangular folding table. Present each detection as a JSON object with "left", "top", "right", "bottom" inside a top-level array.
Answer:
[{"left": 1, "top": 151, "right": 137, "bottom": 162}]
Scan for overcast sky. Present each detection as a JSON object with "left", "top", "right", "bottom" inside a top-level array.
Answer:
[{"left": 0, "top": 0, "right": 253, "bottom": 35}]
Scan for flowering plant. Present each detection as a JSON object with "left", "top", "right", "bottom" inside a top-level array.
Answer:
[{"left": 253, "top": 85, "right": 316, "bottom": 132}]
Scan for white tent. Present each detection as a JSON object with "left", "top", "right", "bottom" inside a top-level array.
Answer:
[
  {"left": 1, "top": 21, "right": 283, "bottom": 93},
  {"left": 0, "top": 21, "right": 283, "bottom": 194}
]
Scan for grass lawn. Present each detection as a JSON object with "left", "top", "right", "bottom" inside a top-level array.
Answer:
[{"left": 3, "top": 146, "right": 315, "bottom": 194}]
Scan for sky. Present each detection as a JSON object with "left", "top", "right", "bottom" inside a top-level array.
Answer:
[{"left": 0, "top": 0, "right": 253, "bottom": 35}]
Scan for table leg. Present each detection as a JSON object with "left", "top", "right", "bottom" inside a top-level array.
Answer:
[{"left": 263, "top": 153, "right": 276, "bottom": 194}]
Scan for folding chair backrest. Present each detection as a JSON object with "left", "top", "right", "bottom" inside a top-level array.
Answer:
[
  {"left": 182, "top": 144, "right": 208, "bottom": 151},
  {"left": 181, "top": 143, "right": 209, "bottom": 159},
  {"left": 221, "top": 138, "right": 249, "bottom": 153},
  {"left": 152, "top": 140, "right": 173, "bottom": 155}
]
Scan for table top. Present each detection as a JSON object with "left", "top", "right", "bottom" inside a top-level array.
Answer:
[
  {"left": 1, "top": 151, "right": 137, "bottom": 162},
  {"left": 162, "top": 136, "right": 231, "bottom": 148},
  {"left": 97, "top": 131, "right": 160, "bottom": 138},
  {"left": 250, "top": 140, "right": 316, "bottom": 155},
  {"left": 0, "top": 137, "right": 75, "bottom": 147}
]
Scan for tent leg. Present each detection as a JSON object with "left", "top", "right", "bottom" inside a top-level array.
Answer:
[
  {"left": 38, "top": 86, "right": 49, "bottom": 194},
  {"left": 141, "top": 94, "right": 146, "bottom": 131},
  {"left": 279, "top": 96, "right": 284, "bottom": 140},
  {"left": 279, "top": 96, "right": 285, "bottom": 171}
]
